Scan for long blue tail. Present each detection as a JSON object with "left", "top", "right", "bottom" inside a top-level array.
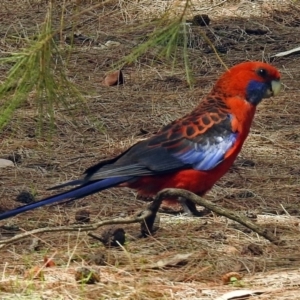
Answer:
[{"left": 0, "top": 176, "right": 133, "bottom": 220}]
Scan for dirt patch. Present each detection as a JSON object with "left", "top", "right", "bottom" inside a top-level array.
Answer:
[{"left": 0, "top": 0, "right": 300, "bottom": 299}]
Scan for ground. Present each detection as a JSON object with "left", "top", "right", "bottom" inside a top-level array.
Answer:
[{"left": 0, "top": 0, "right": 300, "bottom": 299}]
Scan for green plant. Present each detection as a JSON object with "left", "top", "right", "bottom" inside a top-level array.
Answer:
[{"left": 0, "top": 1, "right": 83, "bottom": 133}]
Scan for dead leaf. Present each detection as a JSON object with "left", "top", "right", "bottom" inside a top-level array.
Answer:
[
  {"left": 222, "top": 272, "right": 243, "bottom": 285},
  {"left": 44, "top": 256, "right": 55, "bottom": 267},
  {"left": 103, "top": 70, "right": 124, "bottom": 86}
]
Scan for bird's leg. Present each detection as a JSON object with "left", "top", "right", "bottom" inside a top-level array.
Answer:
[
  {"left": 139, "top": 193, "right": 210, "bottom": 237},
  {"left": 139, "top": 195, "right": 211, "bottom": 237},
  {"left": 139, "top": 194, "right": 210, "bottom": 217},
  {"left": 178, "top": 197, "right": 211, "bottom": 217},
  {"left": 140, "top": 193, "right": 164, "bottom": 237}
]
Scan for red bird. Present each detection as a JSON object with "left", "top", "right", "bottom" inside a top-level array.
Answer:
[{"left": 0, "top": 61, "right": 281, "bottom": 220}]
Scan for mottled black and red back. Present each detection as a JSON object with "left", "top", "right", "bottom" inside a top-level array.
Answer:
[
  {"left": 152, "top": 95, "right": 230, "bottom": 142},
  {"left": 145, "top": 93, "right": 235, "bottom": 171}
]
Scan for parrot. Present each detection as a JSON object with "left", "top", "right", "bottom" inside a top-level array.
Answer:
[{"left": 0, "top": 61, "right": 281, "bottom": 221}]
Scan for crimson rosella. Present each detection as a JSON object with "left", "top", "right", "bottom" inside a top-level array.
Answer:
[{"left": 0, "top": 61, "right": 281, "bottom": 220}]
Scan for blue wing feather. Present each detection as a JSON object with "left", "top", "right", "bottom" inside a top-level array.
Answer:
[{"left": 172, "top": 133, "right": 237, "bottom": 171}]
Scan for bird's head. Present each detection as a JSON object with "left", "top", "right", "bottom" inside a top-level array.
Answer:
[{"left": 213, "top": 61, "right": 281, "bottom": 105}]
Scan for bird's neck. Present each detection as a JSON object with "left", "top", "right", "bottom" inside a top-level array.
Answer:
[
  {"left": 193, "top": 92, "right": 257, "bottom": 138},
  {"left": 224, "top": 96, "right": 256, "bottom": 135}
]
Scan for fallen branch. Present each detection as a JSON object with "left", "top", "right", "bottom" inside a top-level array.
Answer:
[
  {"left": 0, "top": 210, "right": 151, "bottom": 249},
  {"left": 0, "top": 188, "right": 283, "bottom": 247},
  {"left": 142, "top": 188, "right": 283, "bottom": 245}
]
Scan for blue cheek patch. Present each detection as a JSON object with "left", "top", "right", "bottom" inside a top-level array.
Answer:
[
  {"left": 173, "top": 132, "right": 238, "bottom": 171},
  {"left": 246, "top": 80, "right": 268, "bottom": 105}
]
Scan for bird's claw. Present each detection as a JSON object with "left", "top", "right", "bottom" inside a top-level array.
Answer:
[{"left": 138, "top": 209, "right": 161, "bottom": 237}]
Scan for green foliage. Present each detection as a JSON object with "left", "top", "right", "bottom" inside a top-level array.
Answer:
[
  {"left": 117, "top": 0, "right": 195, "bottom": 85},
  {"left": 0, "top": 0, "right": 222, "bottom": 132},
  {"left": 117, "top": 0, "right": 226, "bottom": 86},
  {"left": 0, "top": 2, "right": 83, "bottom": 133}
]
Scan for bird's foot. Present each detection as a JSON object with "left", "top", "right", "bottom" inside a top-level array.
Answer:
[
  {"left": 138, "top": 194, "right": 163, "bottom": 237},
  {"left": 179, "top": 197, "right": 211, "bottom": 217},
  {"left": 139, "top": 212, "right": 160, "bottom": 238}
]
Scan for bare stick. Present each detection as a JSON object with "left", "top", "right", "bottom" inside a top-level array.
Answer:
[
  {"left": 0, "top": 188, "right": 282, "bottom": 247},
  {"left": 0, "top": 210, "right": 151, "bottom": 249},
  {"left": 143, "top": 188, "right": 282, "bottom": 245}
]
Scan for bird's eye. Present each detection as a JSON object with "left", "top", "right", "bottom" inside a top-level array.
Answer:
[{"left": 257, "top": 68, "right": 268, "bottom": 78}]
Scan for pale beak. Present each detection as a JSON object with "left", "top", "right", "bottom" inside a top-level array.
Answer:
[
  {"left": 271, "top": 80, "right": 281, "bottom": 96},
  {"left": 264, "top": 80, "right": 281, "bottom": 98}
]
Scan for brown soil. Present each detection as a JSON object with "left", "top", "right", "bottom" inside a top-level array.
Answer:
[{"left": 0, "top": 1, "right": 300, "bottom": 299}]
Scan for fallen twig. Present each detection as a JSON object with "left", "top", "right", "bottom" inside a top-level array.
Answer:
[
  {"left": 0, "top": 188, "right": 282, "bottom": 247},
  {"left": 143, "top": 188, "right": 283, "bottom": 245},
  {"left": 0, "top": 210, "right": 151, "bottom": 248}
]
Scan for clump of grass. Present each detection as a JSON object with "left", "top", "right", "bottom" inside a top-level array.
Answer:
[
  {"left": 0, "top": 1, "right": 83, "bottom": 134},
  {"left": 0, "top": 0, "right": 224, "bottom": 133},
  {"left": 117, "top": 0, "right": 226, "bottom": 86},
  {"left": 117, "top": 0, "right": 195, "bottom": 84}
]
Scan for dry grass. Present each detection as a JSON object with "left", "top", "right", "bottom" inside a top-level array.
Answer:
[{"left": 1, "top": 0, "right": 300, "bottom": 299}]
